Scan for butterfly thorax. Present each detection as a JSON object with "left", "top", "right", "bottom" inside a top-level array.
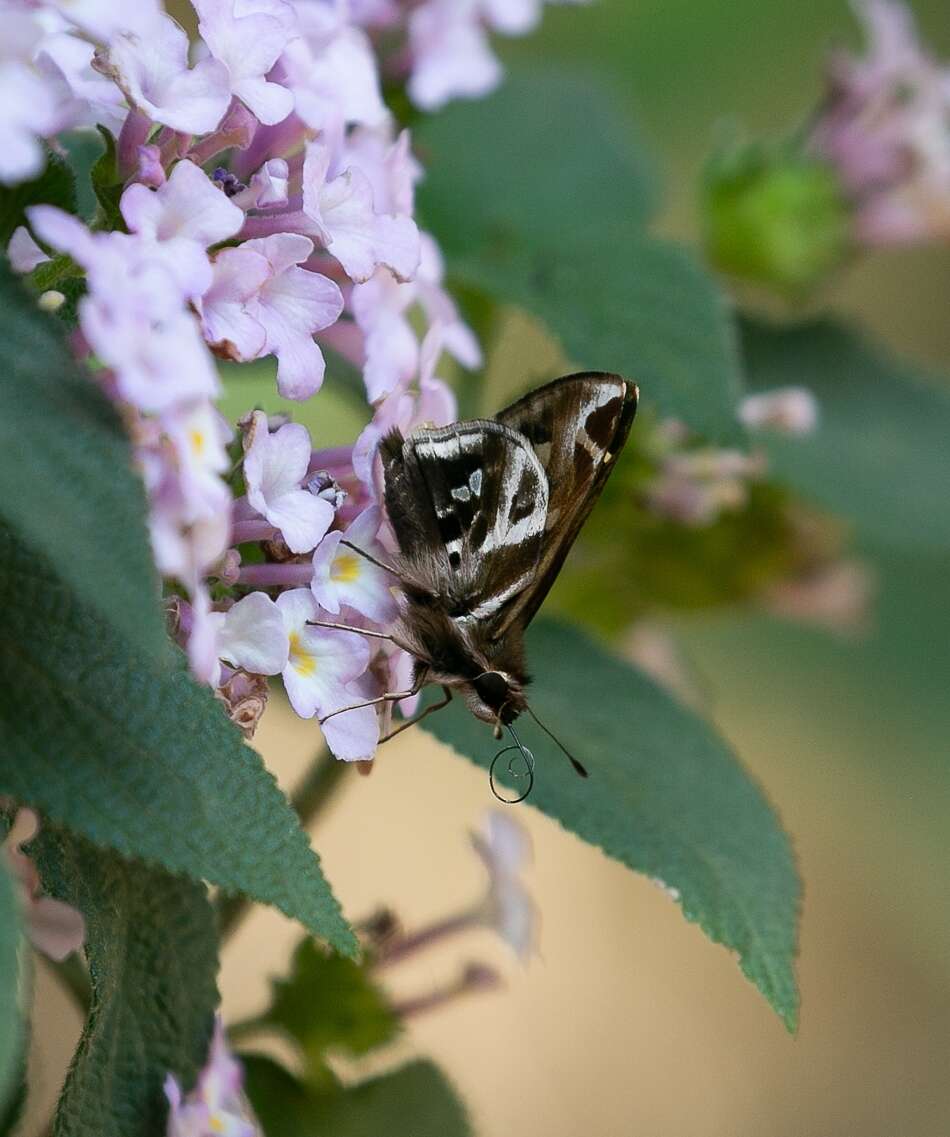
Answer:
[{"left": 394, "top": 576, "right": 530, "bottom": 726}]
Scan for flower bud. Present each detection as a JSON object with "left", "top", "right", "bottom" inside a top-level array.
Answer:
[{"left": 703, "top": 143, "right": 850, "bottom": 298}]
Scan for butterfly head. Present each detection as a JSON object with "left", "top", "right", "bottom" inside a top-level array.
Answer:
[{"left": 467, "top": 668, "right": 528, "bottom": 727}]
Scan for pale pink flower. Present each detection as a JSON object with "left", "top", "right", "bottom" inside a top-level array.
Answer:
[
  {"left": 811, "top": 0, "right": 950, "bottom": 245},
  {"left": 407, "top": 0, "right": 501, "bottom": 112},
  {"left": 352, "top": 232, "right": 481, "bottom": 402},
  {"left": 310, "top": 506, "right": 397, "bottom": 624},
  {"left": 107, "top": 9, "right": 231, "bottom": 134},
  {"left": 276, "top": 588, "right": 379, "bottom": 760},
  {"left": 243, "top": 411, "right": 335, "bottom": 552},
  {"left": 165, "top": 1016, "right": 259, "bottom": 1137},
  {"left": 34, "top": 29, "right": 127, "bottom": 135},
  {"left": 8, "top": 225, "right": 50, "bottom": 273},
  {"left": 195, "top": 0, "right": 296, "bottom": 126},
  {"left": 121, "top": 159, "right": 245, "bottom": 299},
  {"left": 27, "top": 205, "right": 220, "bottom": 413},
  {"left": 206, "top": 591, "right": 290, "bottom": 687},
  {"left": 48, "top": 0, "right": 164, "bottom": 41},
  {"left": 4, "top": 809, "right": 86, "bottom": 963},
  {"left": 162, "top": 402, "right": 233, "bottom": 523},
  {"left": 471, "top": 810, "right": 537, "bottom": 960},
  {"left": 280, "top": 0, "right": 388, "bottom": 133},
  {"left": 301, "top": 140, "right": 420, "bottom": 283},
  {"left": 239, "top": 233, "right": 342, "bottom": 399},
  {"left": 0, "top": 12, "right": 66, "bottom": 184},
  {"left": 352, "top": 325, "right": 458, "bottom": 490}
]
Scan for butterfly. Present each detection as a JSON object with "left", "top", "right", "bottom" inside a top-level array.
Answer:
[{"left": 318, "top": 372, "right": 638, "bottom": 798}]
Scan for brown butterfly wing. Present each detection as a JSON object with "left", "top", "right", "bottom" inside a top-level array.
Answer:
[{"left": 493, "top": 371, "right": 638, "bottom": 632}]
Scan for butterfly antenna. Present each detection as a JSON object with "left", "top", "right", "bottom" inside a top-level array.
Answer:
[
  {"left": 489, "top": 724, "right": 535, "bottom": 805},
  {"left": 525, "top": 706, "right": 589, "bottom": 778}
]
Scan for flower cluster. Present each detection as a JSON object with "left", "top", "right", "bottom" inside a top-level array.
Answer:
[
  {"left": 4, "top": 0, "right": 522, "bottom": 763},
  {"left": 809, "top": 0, "right": 950, "bottom": 246}
]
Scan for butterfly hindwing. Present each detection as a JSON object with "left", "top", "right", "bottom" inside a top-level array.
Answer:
[
  {"left": 493, "top": 371, "right": 638, "bottom": 631},
  {"left": 381, "top": 420, "right": 549, "bottom": 624}
]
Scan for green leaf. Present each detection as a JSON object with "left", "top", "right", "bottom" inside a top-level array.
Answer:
[
  {"left": 32, "top": 827, "right": 217, "bottom": 1137},
  {"left": 243, "top": 1056, "right": 472, "bottom": 1137},
  {"left": 422, "top": 619, "right": 801, "bottom": 1030},
  {"left": 60, "top": 131, "right": 108, "bottom": 222},
  {"left": 416, "top": 70, "right": 658, "bottom": 249},
  {"left": 89, "top": 127, "right": 124, "bottom": 231},
  {"left": 0, "top": 261, "right": 164, "bottom": 658},
  {"left": 741, "top": 319, "right": 950, "bottom": 551},
  {"left": 0, "top": 860, "right": 23, "bottom": 1116},
  {"left": 454, "top": 231, "right": 744, "bottom": 442},
  {"left": 0, "top": 151, "right": 76, "bottom": 246},
  {"left": 260, "top": 939, "right": 399, "bottom": 1076},
  {"left": 0, "top": 525, "right": 357, "bottom": 956},
  {"left": 416, "top": 69, "right": 744, "bottom": 441}
]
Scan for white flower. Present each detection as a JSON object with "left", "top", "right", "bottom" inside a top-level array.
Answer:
[
  {"left": 207, "top": 591, "right": 290, "bottom": 687},
  {"left": 301, "top": 141, "right": 420, "bottom": 283},
  {"left": 471, "top": 810, "right": 537, "bottom": 960},
  {"left": 195, "top": 0, "right": 296, "bottom": 125},
  {"left": 276, "top": 588, "right": 379, "bottom": 760},
  {"left": 739, "top": 387, "right": 819, "bottom": 435},
  {"left": 107, "top": 9, "right": 231, "bottom": 134},
  {"left": 281, "top": 0, "right": 388, "bottom": 133},
  {"left": 243, "top": 411, "right": 335, "bottom": 553},
  {"left": 310, "top": 506, "right": 397, "bottom": 624},
  {"left": 7, "top": 225, "right": 50, "bottom": 273}
]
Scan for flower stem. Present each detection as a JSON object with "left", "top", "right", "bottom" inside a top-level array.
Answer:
[
  {"left": 371, "top": 907, "right": 482, "bottom": 969},
  {"left": 216, "top": 748, "right": 348, "bottom": 941},
  {"left": 237, "top": 561, "right": 313, "bottom": 587}
]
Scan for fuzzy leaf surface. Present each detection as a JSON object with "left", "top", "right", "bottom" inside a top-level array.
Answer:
[
  {"left": 0, "top": 526, "right": 356, "bottom": 955},
  {"left": 422, "top": 619, "right": 800, "bottom": 1030},
  {"left": 0, "top": 263, "right": 163, "bottom": 657}
]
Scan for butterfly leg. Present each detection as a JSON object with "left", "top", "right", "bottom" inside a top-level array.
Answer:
[
  {"left": 306, "top": 619, "right": 415, "bottom": 655},
  {"left": 318, "top": 670, "right": 430, "bottom": 726},
  {"left": 378, "top": 687, "right": 453, "bottom": 745},
  {"left": 340, "top": 540, "right": 401, "bottom": 577}
]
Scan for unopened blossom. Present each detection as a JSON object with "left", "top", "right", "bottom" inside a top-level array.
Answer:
[
  {"left": 276, "top": 588, "right": 379, "bottom": 761},
  {"left": 280, "top": 0, "right": 388, "bottom": 134},
  {"left": 471, "top": 811, "right": 537, "bottom": 960},
  {"left": 301, "top": 140, "right": 421, "bottom": 283},
  {"left": 201, "top": 233, "right": 343, "bottom": 399},
  {"left": 310, "top": 506, "right": 398, "bottom": 624},
  {"left": 740, "top": 387, "right": 819, "bottom": 435},
  {"left": 165, "top": 1016, "right": 259, "bottom": 1137},
  {"left": 3, "top": 809, "right": 86, "bottom": 962},
  {"left": 194, "top": 0, "right": 296, "bottom": 126},
  {"left": 243, "top": 411, "right": 335, "bottom": 552},
  {"left": 105, "top": 8, "right": 232, "bottom": 135}
]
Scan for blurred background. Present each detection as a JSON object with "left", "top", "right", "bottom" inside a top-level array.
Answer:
[{"left": 26, "top": 1, "right": 950, "bottom": 1134}]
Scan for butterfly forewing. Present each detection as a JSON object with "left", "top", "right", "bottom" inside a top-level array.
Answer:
[
  {"left": 381, "top": 421, "right": 549, "bottom": 623},
  {"left": 492, "top": 371, "right": 638, "bottom": 632}
]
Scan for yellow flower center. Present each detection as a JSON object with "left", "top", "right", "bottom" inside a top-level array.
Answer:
[
  {"left": 331, "top": 551, "right": 361, "bottom": 584},
  {"left": 209, "top": 1116, "right": 225, "bottom": 1134},
  {"left": 189, "top": 428, "right": 205, "bottom": 456},
  {"left": 289, "top": 632, "right": 317, "bottom": 677}
]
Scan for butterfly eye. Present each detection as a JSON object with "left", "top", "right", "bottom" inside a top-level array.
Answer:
[{"left": 473, "top": 670, "right": 509, "bottom": 708}]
